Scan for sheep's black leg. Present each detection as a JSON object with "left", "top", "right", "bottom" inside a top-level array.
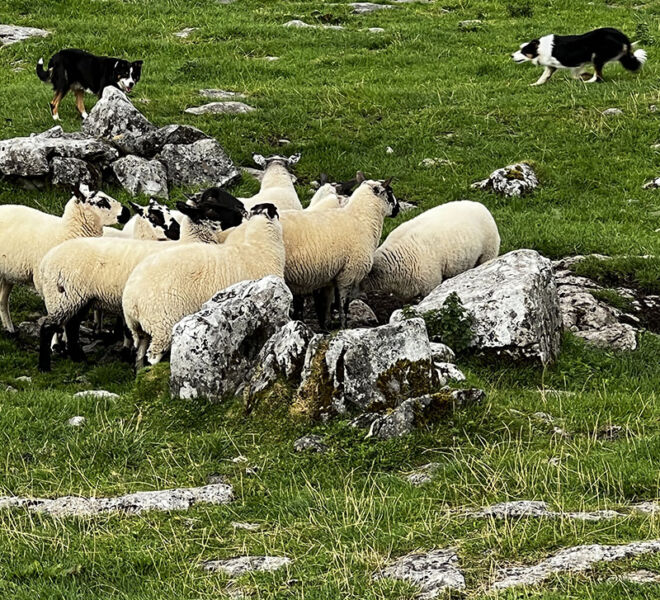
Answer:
[
  {"left": 292, "top": 295, "right": 305, "bottom": 321},
  {"left": 39, "top": 317, "right": 62, "bottom": 372},
  {"left": 65, "top": 304, "right": 89, "bottom": 362}
]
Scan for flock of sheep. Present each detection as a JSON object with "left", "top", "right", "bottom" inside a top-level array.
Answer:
[{"left": 0, "top": 152, "right": 500, "bottom": 373}]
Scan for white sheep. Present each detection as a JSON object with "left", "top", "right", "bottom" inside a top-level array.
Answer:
[
  {"left": 306, "top": 173, "right": 360, "bottom": 210},
  {"left": 0, "top": 184, "right": 129, "bottom": 334},
  {"left": 103, "top": 199, "right": 180, "bottom": 241},
  {"left": 123, "top": 203, "right": 285, "bottom": 368},
  {"left": 279, "top": 177, "right": 399, "bottom": 328},
  {"left": 240, "top": 154, "right": 302, "bottom": 211},
  {"left": 362, "top": 200, "right": 500, "bottom": 301},
  {"left": 36, "top": 194, "right": 247, "bottom": 371}
]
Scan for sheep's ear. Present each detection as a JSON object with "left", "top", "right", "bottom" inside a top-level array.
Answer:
[
  {"left": 148, "top": 198, "right": 159, "bottom": 206},
  {"left": 128, "top": 201, "right": 144, "bottom": 216},
  {"left": 356, "top": 171, "right": 366, "bottom": 184},
  {"left": 382, "top": 176, "right": 393, "bottom": 188},
  {"left": 175, "top": 201, "right": 199, "bottom": 219},
  {"left": 71, "top": 184, "right": 87, "bottom": 202},
  {"left": 288, "top": 153, "right": 301, "bottom": 166},
  {"left": 253, "top": 154, "right": 267, "bottom": 168},
  {"left": 319, "top": 173, "right": 329, "bottom": 185}
]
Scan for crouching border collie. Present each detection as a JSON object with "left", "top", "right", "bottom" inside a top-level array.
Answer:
[
  {"left": 36, "top": 49, "right": 143, "bottom": 120},
  {"left": 512, "top": 27, "right": 647, "bottom": 86}
]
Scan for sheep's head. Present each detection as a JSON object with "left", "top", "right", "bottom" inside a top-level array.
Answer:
[
  {"left": 129, "top": 199, "right": 181, "bottom": 240},
  {"left": 175, "top": 191, "right": 246, "bottom": 232},
  {"left": 71, "top": 183, "right": 130, "bottom": 226},
  {"left": 354, "top": 173, "right": 399, "bottom": 217},
  {"left": 253, "top": 153, "right": 301, "bottom": 170}
]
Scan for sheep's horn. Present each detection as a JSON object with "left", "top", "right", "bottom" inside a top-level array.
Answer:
[{"left": 356, "top": 171, "right": 366, "bottom": 183}]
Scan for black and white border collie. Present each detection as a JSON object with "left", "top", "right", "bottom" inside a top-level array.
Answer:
[
  {"left": 36, "top": 49, "right": 143, "bottom": 120},
  {"left": 512, "top": 27, "right": 647, "bottom": 86}
]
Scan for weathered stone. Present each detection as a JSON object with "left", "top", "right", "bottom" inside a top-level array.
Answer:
[
  {"left": 419, "top": 158, "right": 455, "bottom": 168},
  {"left": 296, "top": 318, "right": 437, "bottom": 416},
  {"left": 458, "top": 19, "right": 483, "bottom": 30},
  {"left": 602, "top": 107, "right": 624, "bottom": 116},
  {"left": 632, "top": 501, "right": 660, "bottom": 514},
  {"left": 67, "top": 416, "right": 86, "bottom": 427},
  {"left": 82, "top": 87, "right": 157, "bottom": 154},
  {"left": 367, "top": 27, "right": 385, "bottom": 33},
  {"left": 156, "top": 138, "right": 240, "bottom": 188},
  {"left": 111, "top": 155, "right": 168, "bottom": 198},
  {"left": 465, "top": 501, "right": 625, "bottom": 521},
  {"left": 293, "top": 434, "right": 328, "bottom": 453},
  {"left": 245, "top": 321, "right": 315, "bottom": 395},
  {"left": 471, "top": 162, "right": 538, "bottom": 197},
  {"left": 51, "top": 157, "right": 101, "bottom": 189},
  {"left": 406, "top": 463, "right": 441, "bottom": 486},
  {"left": 174, "top": 27, "right": 197, "bottom": 38},
  {"left": 392, "top": 250, "right": 562, "bottom": 364},
  {"left": 134, "top": 124, "right": 210, "bottom": 158},
  {"left": 347, "top": 299, "right": 378, "bottom": 327},
  {"left": 430, "top": 342, "right": 455, "bottom": 363},
  {"left": 73, "top": 390, "right": 119, "bottom": 400},
  {"left": 0, "top": 24, "right": 49, "bottom": 46},
  {"left": 493, "top": 540, "right": 660, "bottom": 589},
  {"left": 16, "top": 376, "right": 31, "bottom": 383},
  {"left": 614, "top": 570, "right": 660, "bottom": 584},
  {"left": 283, "top": 19, "right": 315, "bottom": 28},
  {"left": 0, "top": 483, "right": 233, "bottom": 516},
  {"left": 375, "top": 549, "right": 465, "bottom": 598},
  {"left": 184, "top": 102, "right": 256, "bottom": 115},
  {"left": 351, "top": 2, "right": 394, "bottom": 13},
  {"left": 171, "top": 277, "right": 293, "bottom": 401},
  {"left": 231, "top": 521, "right": 260, "bottom": 531},
  {"left": 17, "top": 321, "right": 40, "bottom": 338},
  {"left": 201, "top": 556, "right": 291, "bottom": 576},
  {"left": 199, "top": 89, "right": 245, "bottom": 100},
  {"left": 434, "top": 362, "right": 465, "bottom": 384},
  {"left": 0, "top": 126, "right": 118, "bottom": 177}
]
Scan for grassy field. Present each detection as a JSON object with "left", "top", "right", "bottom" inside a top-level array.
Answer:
[{"left": 0, "top": 0, "right": 659, "bottom": 598}]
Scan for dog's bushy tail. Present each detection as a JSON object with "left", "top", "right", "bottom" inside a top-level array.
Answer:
[
  {"left": 36, "top": 57, "right": 51, "bottom": 82},
  {"left": 620, "top": 46, "right": 647, "bottom": 72}
]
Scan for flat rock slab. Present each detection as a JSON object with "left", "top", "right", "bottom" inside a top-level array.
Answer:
[
  {"left": 199, "top": 89, "right": 245, "bottom": 99},
  {"left": 112, "top": 155, "right": 169, "bottom": 199},
  {"left": 0, "top": 24, "right": 49, "bottom": 46},
  {"left": 375, "top": 549, "right": 465, "bottom": 598},
  {"left": 465, "top": 500, "right": 626, "bottom": 521},
  {"left": 0, "top": 483, "right": 233, "bottom": 517},
  {"left": 184, "top": 102, "right": 256, "bottom": 115},
  {"left": 351, "top": 2, "right": 395, "bottom": 13},
  {"left": 201, "top": 556, "right": 291, "bottom": 576},
  {"left": 493, "top": 540, "right": 660, "bottom": 589}
]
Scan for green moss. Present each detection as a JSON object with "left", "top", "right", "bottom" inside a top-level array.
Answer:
[
  {"left": 375, "top": 358, "right": 438, "bottom": 409},
  {"left": 291, "top": 337, "right": 335, "bottom": 420}
]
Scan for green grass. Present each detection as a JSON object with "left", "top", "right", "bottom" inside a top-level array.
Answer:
[{"left": 0, "top": 0, "right": 659, "bottom": 598}]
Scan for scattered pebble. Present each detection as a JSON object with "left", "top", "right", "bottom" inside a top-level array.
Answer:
[
  {"left": 386, "top": 146, "right": 394, "bottom": 154},
  {"left": 406, "top": 462, "right": 441, "bottom": 486},
  {"left": 419, "top": 157, "right": 455, "bottom": 168},
  {"left": 231, "top": 455, "right": 248, "bottom": 463},
  {"left": 458, "top": 19, "right": 483, "bottom": 30},
  {"left": 174, "top": 27, "right": 197, "bottom": 38},
  {"left": 532, "top": 411, "right": 555, "bottom": 423},
  {"left": 231, "top": 521, "right": 261, "bottom": 531},
  {"left": 184, "top": 102, "right": 256, "bottom": 115},
  {"left": 74, "top": 390, "right": 119, "bottom": 400},
  {"left": 293, "top": 434, "right": 328, "bottom": 453},
  {"left": 552, "top": 426, "right": 571, "bottom": 439},
  {"left": 67, "top": 416, "right": 86, "bottom": 427},
  {"left": 16, "top": 376, "right": 31, "bottom": 383},
  {"left": 201, "top": 556, "right": 291, "bottom": 576},
  {"left": 598, "top": 425, "right": 624, "bottom": 441},
  {"left": 199, "top": 89, "right": 245, "bottom": 100},
  {"left": 351, "top": 2, "right": 395, "bottom": 14},
  {"left": 602, "top": 108, "right": 624, "bottom": 116}
]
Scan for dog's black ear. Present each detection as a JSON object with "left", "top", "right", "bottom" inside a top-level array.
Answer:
[{"left": 132, "top": 60, "right": 143, "bottom": 75}]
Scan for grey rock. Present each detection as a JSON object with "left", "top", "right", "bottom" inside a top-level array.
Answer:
[
  {"left": 296, "top": 318, "right": 437, "bottom": 415},
  {"left": 0, "top": 126, "right": 118, "bottom": 178},
  {"left": 347, "top": 299, "right": 378, "bottom": 327},
  {"left": 202, "top": 556, "right": 291, "bottom": 576},
  {"left": 16, "top": 376, "right": 31, "bottom": 383},
  {"left": 406, "top": 463, "right": 441, "bottom": 486},
  {"left": 111, "top": 155, "right": 168, "bottom": 198},
  {"left": 67, "top": 416, "right": 86, "bottom": 427},
  {"left": 174, "top": 27, "right": 197, "bottom": 38},
  {"left": 231, "top": 521, "right": 260, "bottom": 531},
  {"left": 374, "top": 549, "right": 465, "bottom": 597},
  {"left": 493, "top": 540, "right": 660, "bottom": 589},
  {"left": 51, "top": 157, "right": 101, "bottom": 189},
  {"left": 73, "top": 390, "right": 119, "bottom": 400},
  {"left": 135, "top": 124, "right": 210, "bottom": 158},
  {"left": 261, "top": 56, "right": 280, "bottom": 61},
  {"left": 392, "top": 250, "right": 562, "bottom": 364},
  {"left": 458, "top": 19, "right": 483, "bottom": 30},
  {"left": 450, "top": 387, "right": 485, "bottom": 407},
  {"left": 293, "top": 434, "right": 328, "bottom": 453},
  {"left": 17, "top": 321, "right": 40, "bottom": 338},
  {"left": 245, "top": 320, "right": 315, "bottom": 395},
  {"left": 351, "top": 2, "right": 394, "bottom": 13},
  {"left": 368, "top": 390, "right": 482, "bottom": 440},
  {"left": 532, "top": 411, "right": 555, "bottom": 423},
  {"left": 82, "top": 87, "right": 157, "bottom": 154},
  {"left": 434, "top": 362, "right": 465, "bottom": 384},
  {"left": 0, "top": 24, "right": 49, "bottom": 46},
  {"left": 184, "top": 102, "right": 256, "bottom": 115},
  {"left": 602, "top": 107, "right": 624, "bottom": 116},
  {"left": 348, "top": 412, "right": 382, "bottom": 429},
  {"left": 0, "top": 483, "right": 233, "bottom": 516},
  {"left": 471, "top": 162, "right": 538, "bottom": 197},
  {"left": 614, "top": 569, "right": 660, "bottom": 584},
  {"left": 386, "top": 146, "right": 394, "bottom": 154},
  {"left": 156, "top": 138, "right": 240, "bottom": 188},
  {"left": 632, "top": 501, "right": 660, "bottom": 514},
  {"left": 171, "top": 276, "right": 293, "bottom": 401},
  {"left": 430, "top": 342, "right": 455, "bottom": 362},
  {"left": 199, "top": 89, "right": 245, "bottom": 99},
  {"left": 466, "top": 500, "right": 625, "bottom": 522},
  {"left": 283, "top": 19, "right": 315, "bottom": 28},
  {"left": 419, "top": 158, "right": 455, "bottom": 168}
]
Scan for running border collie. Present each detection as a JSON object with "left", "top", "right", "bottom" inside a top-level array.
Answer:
[
  {"left": 512, "top": 27, "right": 647, "bottom": 86},
  {"left": 36, "top": 49, "right": 143, "bottom": 120}
]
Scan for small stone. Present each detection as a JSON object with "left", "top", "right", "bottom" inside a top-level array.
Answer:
[
  {"left": 450, "top": 388, "right": 485, "bottom": 407},
  {"left": 598, "top": 425, "right": 623, "bottom": 441},
  {"left": 552, "top": 426, "right": 571, "bottom": 439},
  {"left": 458, "top": 19, "right": 483, "bottom": 30},
  {"left": 430, "top": 342, "right": 455, "bottom": 363},
  {"left": 16, "top": 376, "right": 31, "bottom": 383},
  {"left": 262, "top": 56, "right": 279, "bottom": 61},
  {"left": 632, "top": 501, "right": 660, "bottom": 514},
  {"left": 351, "top": 2, "right": 395, "bottom": 14},
  {"left": 184, "top": 102, "right": 256, "bottom": 115},
  {"left": 471, "top": 163, "right": 538, "bottom": 197},
  {"left": 614, "top": 570, "right": 660, "bottom": 584},
  {"left": 293, "top": 434, "right": 328, "bottom": 453},
  {"left": 278, "top": 138, "right": 290, "bottom": 145},
  {"left": 532, "top": 412, "right": 555, "bottom": 423},
  {"left": 111, "top": 155, "right": 168, "bottom": 199},
  {"left": 434, "top": 362, "right": 465, "bottom": 383},
  {"left": 385, "top": 146, "right": 394, "bottom": 154},
  {"left": 199, "top": 89, "right": 244, "bottom": 100},
  {"left": 419, "top": 158, "right": 455, "bottom": 168},
  {"left": 0, "top": 24, "right": 50, "bottom": 46},
  {"left": 348, "top": 412, "right": 382, "bottom": 429},
  {"left": 347, "top": 299, "right": 378, "bottom": 327},
  {"left": 602, "top": 108, "right": 623, "bottom": 116},
  {"left": 231, "top": 456, "right": 248, "bottom": 463},
  {"left": 368, "top": 27, "right": 385, "bottom": 33},
  {"left": 67, "top": 416, "right": 86, "bottom": 427},
  {"left": 73, "top": 390, "right": 119, "bottom": 400},
  {"left": 231, "top": 521, "right": 260, "bottom": 531},
  {"left": 17, "top": 321, "right": 40, "bottom": 338},
  {"left": 174, "top": 27, "right": 197, "bottom": 38},
  {"left": 283, "top": 19, "right": 315, "bottom": 28},
  {"left": 4, "top": 386, "right": 17, "bottom": 394},
  {"left": 406, "top": 462, "right": 441, "bottom": 486},
  {"left": 202, "top": 556, "right": 291, "bottom": 576},
  {"left": 650, "top": 105, "right": 657, "bottom": 112},
  {"left": 207, "top": 473, "right": 228, "bottom": 484}
]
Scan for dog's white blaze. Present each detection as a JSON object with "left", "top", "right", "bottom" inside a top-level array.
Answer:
[
  {"left": 634, "top": 49, "right": 648, "bottom": 65},
  {"left": 537, "top": 35, "right": 562, "bottom": 68},
  {"left": 118, "top": 68, "right": 135, "bottom": 92},
  {"left": 38, "top": 58, "right": 44, "bottom": 65}
]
